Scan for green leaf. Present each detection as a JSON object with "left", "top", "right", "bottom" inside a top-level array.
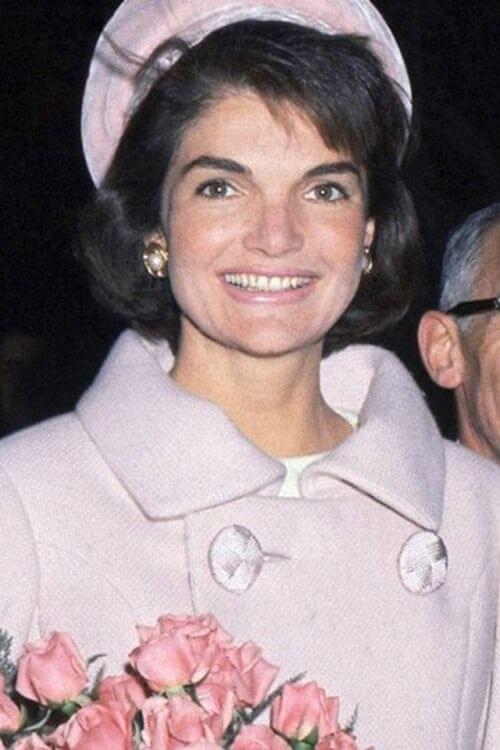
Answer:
[
  {"left": 60, "top": 700, "right": 82, "bottom": 717},
  {"left": 291, "top": 741, "right": 314, "bottom": 750},
  {"left": 89, "top": 661, "right": 107, "bottom": 700},
  {"left": 134, "top": 718, "right": 142, "bottom": 748},
  {"left": 221, "top": 709, "right": 245, "bottom": 748},
  {"left": 0, "top": 629, "right": 16, "bottom": 691},
  {"left": 302, "top": 727, "right": 319, "bottom": 745},
  {"left": 343, "top": 704, "right": 359, "bottom": 736},
  {"left": 20, "top": 707, "right": 52, "bottom": 734},
  {"left": 86, "top": 652, "right": 107, "bottom": 667}
]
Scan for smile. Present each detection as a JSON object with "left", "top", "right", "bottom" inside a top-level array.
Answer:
[{"left": 223, "top": 273, "right": 313, "bottom": 292}]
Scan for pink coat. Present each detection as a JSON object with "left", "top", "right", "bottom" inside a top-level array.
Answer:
[{"left": 1, "top": 330, "right": 499, "bottom": 748}]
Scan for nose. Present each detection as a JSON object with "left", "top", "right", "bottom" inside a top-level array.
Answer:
[{"left": 243, "top": 198, "right": 303, "bottom": 257}]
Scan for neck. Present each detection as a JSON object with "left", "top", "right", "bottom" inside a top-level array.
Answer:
[{"left": 170, "top": 326, "right": 352, "bottom": 457}]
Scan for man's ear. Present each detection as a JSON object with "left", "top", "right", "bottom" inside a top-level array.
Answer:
[{"left": 418, "top": 310, "right": 466, "bottom": 389}]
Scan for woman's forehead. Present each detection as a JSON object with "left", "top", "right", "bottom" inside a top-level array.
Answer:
[{"left": 174, "top": 89, "right": 357, "bottom": 166}]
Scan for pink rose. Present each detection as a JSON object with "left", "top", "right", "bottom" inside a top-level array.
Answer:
[
  {"left": 11, "top": 735, "right": 52, "bottom": 749},
  {"left": 99, "top": 674, "right": 147, "bottom": 714},
  {"left": 0, "top": 688, "right": 23, "bottom": 734},
  {"left": 16, "top": 632, "right": 87, "bottom": 706},
  {"left": 271, "top": 683, "right": 340, "bottom": 741},
  {"left": 232, "top": 725, "right": 290, "bottom": 750},
  {"left": 204, "top": 643, "right": 278, "bottom": 708},
  {"left": 141, "top": 694, "right": 216, "bottom": 750},
  {"left": 195, "top": 681, "right": 236, "bottom": 740},
  {"left": 317, "top": 732, "right": 359, "bottom": 750},
  {"left": 318, "top": 732, "right": 374, "bottom": 750},
  {"left": 49, "top": 703, "right": 133, "bottom": 750},
  {"left": 129, "top": 614, "right": 232, "bottom": 692}
]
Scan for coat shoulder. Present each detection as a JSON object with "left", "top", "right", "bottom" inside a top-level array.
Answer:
[
  {"left": 444, "top": 439, "right": 500, "bottom": 500},
  {"left": 0, "top": 411, "right": 113, "bottom": 530},
  {"left": 0, "top": 441, "right": 42, "bottom": 654},
  {"left": 0, "top": 412, "right": 97, "bottom": 486},
  {"left": 0, "top": 412, "right": 111, "bottom": 651}
]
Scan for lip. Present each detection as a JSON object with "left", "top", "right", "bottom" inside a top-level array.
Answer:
[{"left": 219, "top": 270, "right": 317, "bottom": 305}]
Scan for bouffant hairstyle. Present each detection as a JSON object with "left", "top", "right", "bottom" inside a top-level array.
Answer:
[{"left": 78, "top": 19, "right": 421, "bottom": 355}]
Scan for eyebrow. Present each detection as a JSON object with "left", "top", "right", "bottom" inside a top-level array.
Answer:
[
  {"left": 303, "top": 161, "right": 361, "bottom": 180},
  {"left": 180, "top": 155, "right": 361, "bottom": 181},
  {"left": 180, "top": 156, "right": 250, "bottom": 177}
]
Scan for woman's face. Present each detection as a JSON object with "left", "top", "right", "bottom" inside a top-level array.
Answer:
[{"left": 163, "top": 91, "right": 374, "bottom": 358}]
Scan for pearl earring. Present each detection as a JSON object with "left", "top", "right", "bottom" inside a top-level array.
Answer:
[
  {"left": 362, "top": 246, "right": 373, "bottom": 275},
  {"left": 143, "top": 240, "right": 168, "bottom": 278}
]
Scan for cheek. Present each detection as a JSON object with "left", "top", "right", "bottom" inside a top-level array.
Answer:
[
  {"left": 318, "top": 232, "right": 364, "bottom": 293},
  {"left": 485, "top": 359, "right": 500, "bottom": 412},
  {"left": 166, "top": 225, "right": 227, "bottom": 314},
  {"left": 168, "top": 208, "right": 235, "bottom": 270},
  {"left": 473, "top": 340, "right": 500, "bottom": 422},
  {"left": 313, "top": 210, "right": 368, "bottom": 263}
]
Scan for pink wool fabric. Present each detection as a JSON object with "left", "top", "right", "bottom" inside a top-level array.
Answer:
[{"left": 0, "top": 330, "right": 499, "bottom": 748}]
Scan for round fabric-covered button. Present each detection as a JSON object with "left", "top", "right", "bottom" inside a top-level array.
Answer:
[
  {"left": 398, "top": 530, "right": 448, "bottom": 594},
  {"left": 209, "top": 525, "right": 265, "bottom": 593}
]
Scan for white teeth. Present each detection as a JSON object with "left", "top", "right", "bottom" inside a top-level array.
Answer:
[
  {"left": 269, "top": 276, "right": 281, "bottom": 291},
  {"left": 257, "top": 275, "right": 269, "bottom": 291},
  {"left": 224, "top": 274, "right": 312, "bottom": 292}
]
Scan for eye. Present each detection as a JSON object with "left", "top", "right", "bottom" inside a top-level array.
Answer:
[
  {"left": 304, "top": 183, "right": 348, "bottom": 202},
  {"left": 196, "top": 179, "right": 238, "bottom": 199}
]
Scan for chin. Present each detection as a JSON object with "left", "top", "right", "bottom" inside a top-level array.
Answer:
[
  {"left": 220, "top": 330, "right": 325, "bottom": 359},
  {"left": 182, "top": 314, "right": 327, "bottom": 358}
]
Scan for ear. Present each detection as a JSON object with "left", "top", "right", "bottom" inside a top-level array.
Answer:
[
  {"left": 144, "top": 230, "right": 167, "bottom": 248},
  {"left": 417, "top": 310, "right": 465, "bottom": 389}
]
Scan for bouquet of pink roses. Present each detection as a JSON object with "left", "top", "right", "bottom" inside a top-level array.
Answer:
[{"left": 0, "top": 614, "right": 372, "bottom": 750}]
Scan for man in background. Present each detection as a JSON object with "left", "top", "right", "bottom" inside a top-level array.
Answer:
[{"left": 418, "top": 203, "right": 500, "bottom": 463}]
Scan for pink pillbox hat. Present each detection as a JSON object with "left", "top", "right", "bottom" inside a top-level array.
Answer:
[{"left": 82, "top": 0, "right": 411, "bottom": 186}]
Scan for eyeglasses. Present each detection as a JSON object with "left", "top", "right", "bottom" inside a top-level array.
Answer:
[{"left": 445, "top": 296, "right": 500, "bottom": 317}]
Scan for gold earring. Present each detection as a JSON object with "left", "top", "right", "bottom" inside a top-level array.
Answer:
[
  {"left": 362, "top": 246, "right": 373, "bottom": 275},
  {"left": 143, "top": 240, "right": 168, "bottom": 278}
]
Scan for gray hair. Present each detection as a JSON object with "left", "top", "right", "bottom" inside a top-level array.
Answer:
[{"left": 440, "top": 203, "right": 500, "bottom": 313}]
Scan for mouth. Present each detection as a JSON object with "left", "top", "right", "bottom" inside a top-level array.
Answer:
[{"left": 223, "top": 273, "right": 313, "bottom": 292}]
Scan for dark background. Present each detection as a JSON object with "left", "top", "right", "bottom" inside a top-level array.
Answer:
[{"left": 1, "top": 0, "right": 499, "bottom": 437}]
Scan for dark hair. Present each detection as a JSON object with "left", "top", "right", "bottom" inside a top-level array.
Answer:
[{"left": 78, "top": 19, "right": 421, "bottom": 355}]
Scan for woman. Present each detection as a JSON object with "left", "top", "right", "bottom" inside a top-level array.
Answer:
[{"left": 1, "top": 0, "right": 499, "bottom": 747}]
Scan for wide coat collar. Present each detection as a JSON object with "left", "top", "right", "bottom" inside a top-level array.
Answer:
[{"left": 76, "top": 330, "right": 445, "bottom": 529}]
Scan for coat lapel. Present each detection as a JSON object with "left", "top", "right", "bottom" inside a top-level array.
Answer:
[
  {"left": 76, "top": 330, "right": 284, "bottom": 518},
  {"left": 303, "top": 345, "right": 445, "bottom": 530},
  {"left": 76, "top": 331, "right": 444, "bottom": 529}
]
